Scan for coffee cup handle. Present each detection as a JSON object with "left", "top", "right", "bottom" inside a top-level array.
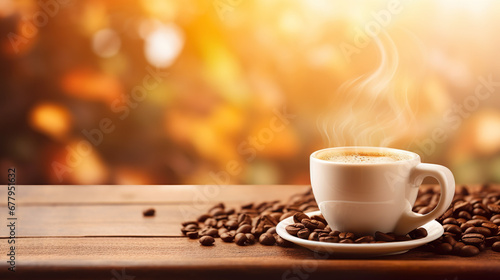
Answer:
[{"left": 393, "top": 163, "right": 455, "bottom": 235}]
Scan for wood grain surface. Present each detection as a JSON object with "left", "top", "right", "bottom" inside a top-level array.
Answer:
[{"left": 0, "top": 185, "right": 499, "bottom": 280}]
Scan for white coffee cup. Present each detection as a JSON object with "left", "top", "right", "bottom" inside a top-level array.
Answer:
[{"left": 310, "top": 146, "right": 455, "bottom": 235}]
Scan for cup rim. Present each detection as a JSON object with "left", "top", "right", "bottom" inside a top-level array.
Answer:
[{"left": 310, "top": 146, "right": 420, "bottom": 166}]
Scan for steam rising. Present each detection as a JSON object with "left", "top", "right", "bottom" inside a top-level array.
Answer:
[{"left": 318, "top": 31, "right": 419, "bottom": 148}]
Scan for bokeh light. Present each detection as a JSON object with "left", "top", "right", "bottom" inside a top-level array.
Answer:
[
  {"left": 144, "top": 22, "right": 184, "bottom": 68},
  {"left": 1, "top": 0, "right": 500, "bottom": 185},
  {"left": 92, "top": 28, "right": 121, "bottom": 58}
]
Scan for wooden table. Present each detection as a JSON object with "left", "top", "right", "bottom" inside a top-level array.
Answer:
[{"left": 1, "top": 185, "right": 499, "bottom": 280}]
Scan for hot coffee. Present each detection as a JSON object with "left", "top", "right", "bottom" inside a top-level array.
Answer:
[
  {"left": 315, "top": 150, "right": 412, "bottom": 164},
  {"left": 310, "top": 146, "right": 455, "bottom": 234}
]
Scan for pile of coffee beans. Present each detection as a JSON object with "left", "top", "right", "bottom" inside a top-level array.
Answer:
[
  {"left": 181, "top": 189, "right": 317, "bottom": 248},
  {"left": 180, "top": 184, "right": 500, "bottom": 257},
  {"left": 421, "top": 185, "right": 500, "bottom": 257},
  {"left": 284, "top": 212, "right": 427, "bottom": 243}
]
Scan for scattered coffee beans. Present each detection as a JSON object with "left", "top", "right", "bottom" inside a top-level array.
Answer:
[
  {"left": 235, "top": 233, "right": 248, "bottom": 246},
  {"left": 492, "top": 241, "right": 500, "bottom": 252},
  {"left": 220, "top": 232, "right": 234, "bottom": 243},
  {"left": 199, "top": 236, "right": 215, "bottom": 246},
  {"left": 142, "top": 208, "right": 155, "bottom": 217},
  {"left": 460, "top": 245, "right": 480, "bottom": 257},
  {"left": 181, "top": 184, "right": 500, "bottom": 257},
  {"left": 186, "top": 231, "right": 199, "bottom": 239},
  {"left": 259, "top": 233, "right": 276, "bottom": 245}
]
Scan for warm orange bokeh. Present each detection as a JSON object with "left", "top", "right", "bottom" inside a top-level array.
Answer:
[{"left": 1, "top": 0, "right": 500, "bottom": 184}]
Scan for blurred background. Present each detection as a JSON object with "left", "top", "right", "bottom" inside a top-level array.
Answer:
[{"left": 1, "top": 0, "right": 500, "bottom": 185}]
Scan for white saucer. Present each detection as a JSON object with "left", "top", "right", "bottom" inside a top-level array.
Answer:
[{"left": 276, "top": 211, "right": 443, "bottom": 257}]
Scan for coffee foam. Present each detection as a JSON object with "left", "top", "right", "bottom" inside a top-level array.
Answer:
[{"left": 316, "top": 151, "right": 412, "bottom": 164}]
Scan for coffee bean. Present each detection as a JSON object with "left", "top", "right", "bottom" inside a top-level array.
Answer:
[
  {"left": 319, "top": 236, "right": 339, "bottom": 243},
  {"left": 418, "top": 206, "right": 433, "bottom": 214},
  {"left": 395, "top": 235, "right": 412, "bottom": 241},
  {"left": 209, "top": 202, "right": 225, "bottom": 212},
  {"left": 214, "top": 214, "right": 229, "bottom": 221},
  {"left": 442, "top": 235, "right": 457, "bottom": 246},
  {"left": 340, "top": 239, "right": 354, "bottom": 243},
  {"left": 465, "top": 219, "right": 485, "bottom": 226},
  {"left": 456, "top": 218, "right": 467, "bottom": 224},
  {"left": 375, "top": 231, "right": 395, "bottom": 242},
  {"left": 263, "top": 224, "right": 274, "bottom": 233},
  {"left": 236, "top": 224, "right": 252, "bottom": 234},
  {"left": 220, "top": 232, "right": 234, "bottom": 242},
  {"left": 319, "top": 232, "right": 329, "bottom": 238},
  {"left": 454, "top": 201, "right": 472, "bottom": 214},
  {"left": 482, "top": 222, "right": 498, "bottom": 231},
  {"left": 437, "top": 208, "right": 453, "bottom": 223},
  {"left": 435, "top": 243, "right": 453, "bottom": 255},
  {"left": 204, "top": 218, "right": 217, "bottom": 228},
  {"left": 339, "top": 232, "right": 355, "bottom": 240},
  {"left": 199, "top": 236, "right": 215, "bottom": 246},
  {"left": 200, "top": 228, "right": 218, "bottom": 237},
  {"left": 218, "top": 228, "right": 228, "bottom": 236},
  {"left": 355, "top": 236, "right": 375, "bottom": 243},
  {"left": 280, "top": 211, "right": 296, "bottom": 221},
  {"left": 415, "top": 193, "right": 433, "bottom": 207},
  {"left": 210, "top": 209, "right": 225, "bottom": 217},
  {"left": 492, "top": 219, "right": 500, "bottom": 226},
  {"left": 485, "top": 236, "right": 500, "bottom": 247},
  {"left": 269, "top": 212, "right": 282, "bottom": 223},
  {"left": 472, "top": 215, "right": 488, "bottom": 221},
  {"left": 487, "top": 204, "right": 500, "bottom": 214},
  {"left": 187, "top": 231, "right": 199, "bottom": 239},
  {"left": 491, "top": 214, "right": 500, "bottom": 221},
  {"left": 301, "top": 219, "right": 325, "bottom": 230},
  {"left": 308, "top": 232, "right": 319, "bottom": 241},
  {"left": 181, "top": 224, "right": 199, "bottom": 235},
  {"left": 464, "top": 226, "right": 491, "bottom": 237},
  {"left": 452, "top": 242, "right": 465, "bottom": 255},
  {"left": 458, "top": 211, "right": 472, "bottom": 220},
  {"left": 297, "top": 228, "right": 311, "bottom": 239},
  {"left": 235, "top": 233, "right": 247, "bottom": 246},
  {"left": 246, "top": 233, "right": 256, "bottom": 244},
  {"left": 266, "top": 227, "right": 277, "bottom": 235},
  {"left": 329, "top": 230, "right": 340, "bottom": 237},
  {"left": 472, "top": 207, "right": 488, "bottom": 216},
  {"left": 409, "top": 227, "right": 428, "bottom": 239},
  {"left": 259, "top": 233, "right": 276, "bottom": 245},
  {"left": 470, "top": 197, "right": 483, "bottom": 205},
  {"left": 197, "top": 214, "right": 211, "bottom": 223},
  {"left": 462, "top": 233, "right": 485, "bottom": 245},
  {"left": 443, "top": 217, "right": 458, "bottom": 225},
  {"left": 443, "top": 224, "right": 462, "bottom": 235},
  {"left": 310, "top": 215, "right": 327, "bottom": 225},
  {"left": 460, "top": 245, "right": 480, "bottom": 257},
  {"left": 275, "top": 235, "right": 293, "bottom": 247},
  {"left": 241, "top": 202, "right": 253, "bottom": 209},
  {"left": 216, "top": 220, "right": 226, "bottom": 228},
  {"left": 492, "top": 241, "right": 500, "bottom": 252},
  {"left": 271, "top": 204, "right": 285, "bottom": 213},
  {"left": 261, "top": 214, "right": 278, "bottom": 226},
  {"left": 225, "top": 220, "right": 239, "bottom": 230},
  {"left": 181, "top": 220, "right": 198, "bottom": 227},
  {"left": 285, "top": 223, "right": 305, "bottom": 236},
  {"left": 293, "top": 212, "right": 309, "bottom": 223},
  {"left": 237, "top": 214, "right": 252, "bottom": 225}
]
